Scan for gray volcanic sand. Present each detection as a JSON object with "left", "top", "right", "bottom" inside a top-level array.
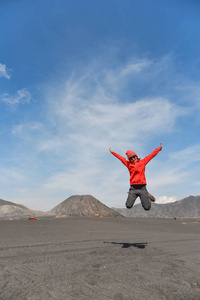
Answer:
[{"left": 0, "top": 217, "right": 200, "bottom": 300}]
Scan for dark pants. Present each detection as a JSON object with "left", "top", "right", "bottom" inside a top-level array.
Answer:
[{"left": 126, "top": 185, "right": 151, "bottom": 211}]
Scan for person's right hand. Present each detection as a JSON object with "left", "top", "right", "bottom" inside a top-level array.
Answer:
[{"left": 109, "top": 147, "right": 112, "bottom": 153}]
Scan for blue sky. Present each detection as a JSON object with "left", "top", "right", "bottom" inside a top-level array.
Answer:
[{"left": 0, "top": 0, "right": 200, "bottom": 211}]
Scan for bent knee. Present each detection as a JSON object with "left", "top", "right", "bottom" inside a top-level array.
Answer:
[
  {"left": 143, "top": 206, "right": 151, "bottom": 211},
  {"left": 126, "top": 204, "right": 133, "bottom": 209}
]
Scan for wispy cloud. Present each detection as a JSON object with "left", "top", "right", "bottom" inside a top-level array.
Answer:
[
  {"left": 50, "top": 67, "right": 187, "bottom": 156},
  {"left": 170, "top": 144, "right": 200, "bottom": 163},
  {"left": 0, "top": 63, "right": 31, "bottom": 107},
  {"left": 0, "top": 63, "right": 10, "bottom": 79},
  {"left": 11, "top": 122, "right": 43, "bottom": 136},
  {"left": 1, "top": 88, "right": 31, "bottom": 106},
  {"left": 175, "top": 81, "right": 200, "bottom": 108},
  {"left": 120, "top": 60, "right": 152, "bottom": 76},
  {"left": 101, "top": 58, "right": 152, "bottom": 92}
]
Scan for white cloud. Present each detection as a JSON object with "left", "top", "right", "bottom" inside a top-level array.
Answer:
[
  {"left": 102, "top": 58, "right": 152, "bottom": 91},
  {"left": 119, "top": 59, "right": 152, "bottom": 76},
  {"left": 0, "top": 63, "right": 10, "bottom": 79},
  {"left": 1, "top": 88, "right": 31, "bottom": 105},
  {"left": 0, "top": 64, "right": 30, "bottom": 108},
  {"left": 156, "top": 195, "right": 178, "bottom": 204}
]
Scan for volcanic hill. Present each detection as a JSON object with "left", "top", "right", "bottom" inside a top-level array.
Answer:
[{"left": 49, "top": 195, "right": 122, "bottom": 217}]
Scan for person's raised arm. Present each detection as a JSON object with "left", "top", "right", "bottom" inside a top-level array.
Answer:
[
  {"left": 143, "top": 143, "right": 162, "bottom": 164},
  {"left": 109, "top": 147, "right": 128, "bottom": 167}
]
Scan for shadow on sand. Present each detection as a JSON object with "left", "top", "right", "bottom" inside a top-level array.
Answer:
[{"left": 104, "top": 242, "right": 148, "bottom": 249}]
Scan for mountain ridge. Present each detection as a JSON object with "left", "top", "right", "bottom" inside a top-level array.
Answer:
[{"left": 112, "top": 195, "right": 200, "bottom": 218}]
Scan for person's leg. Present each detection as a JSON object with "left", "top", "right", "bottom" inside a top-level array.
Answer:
[
  {"left": 139, "top": 186, "right": 151, "bottom": 210},
  {"left": 126, "top": 187, "right": 138, "bottom": 209}
]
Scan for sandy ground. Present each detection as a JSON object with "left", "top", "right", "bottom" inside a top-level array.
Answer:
[{"left": 0, "top": 217, "right": 200, "bottom": 300}]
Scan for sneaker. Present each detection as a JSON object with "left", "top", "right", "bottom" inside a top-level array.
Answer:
[{"left": 148, "top": 192, "right": 155, "bottom": 202}]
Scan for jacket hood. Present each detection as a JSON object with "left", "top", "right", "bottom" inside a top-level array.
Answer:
[{"left": 126, "top": 150, "right": 138, "bottom": 160}]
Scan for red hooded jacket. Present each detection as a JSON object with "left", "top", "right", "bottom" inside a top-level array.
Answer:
[{"left": 111, "top": 147, "right": 162, "bottom": 185}]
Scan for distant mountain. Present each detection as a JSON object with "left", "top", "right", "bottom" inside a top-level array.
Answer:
[
  {"left": 49, "top": 195, "right": 122, "bottom": 217},
  {"left": 0, "top": 199, "right": 26, "bottom": 208},
  {"left": 0, "top": 199, "right": 48, "bottom": 220},
  {"left": 112, "top": 195, "right": 200, "bottom": 218}
]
